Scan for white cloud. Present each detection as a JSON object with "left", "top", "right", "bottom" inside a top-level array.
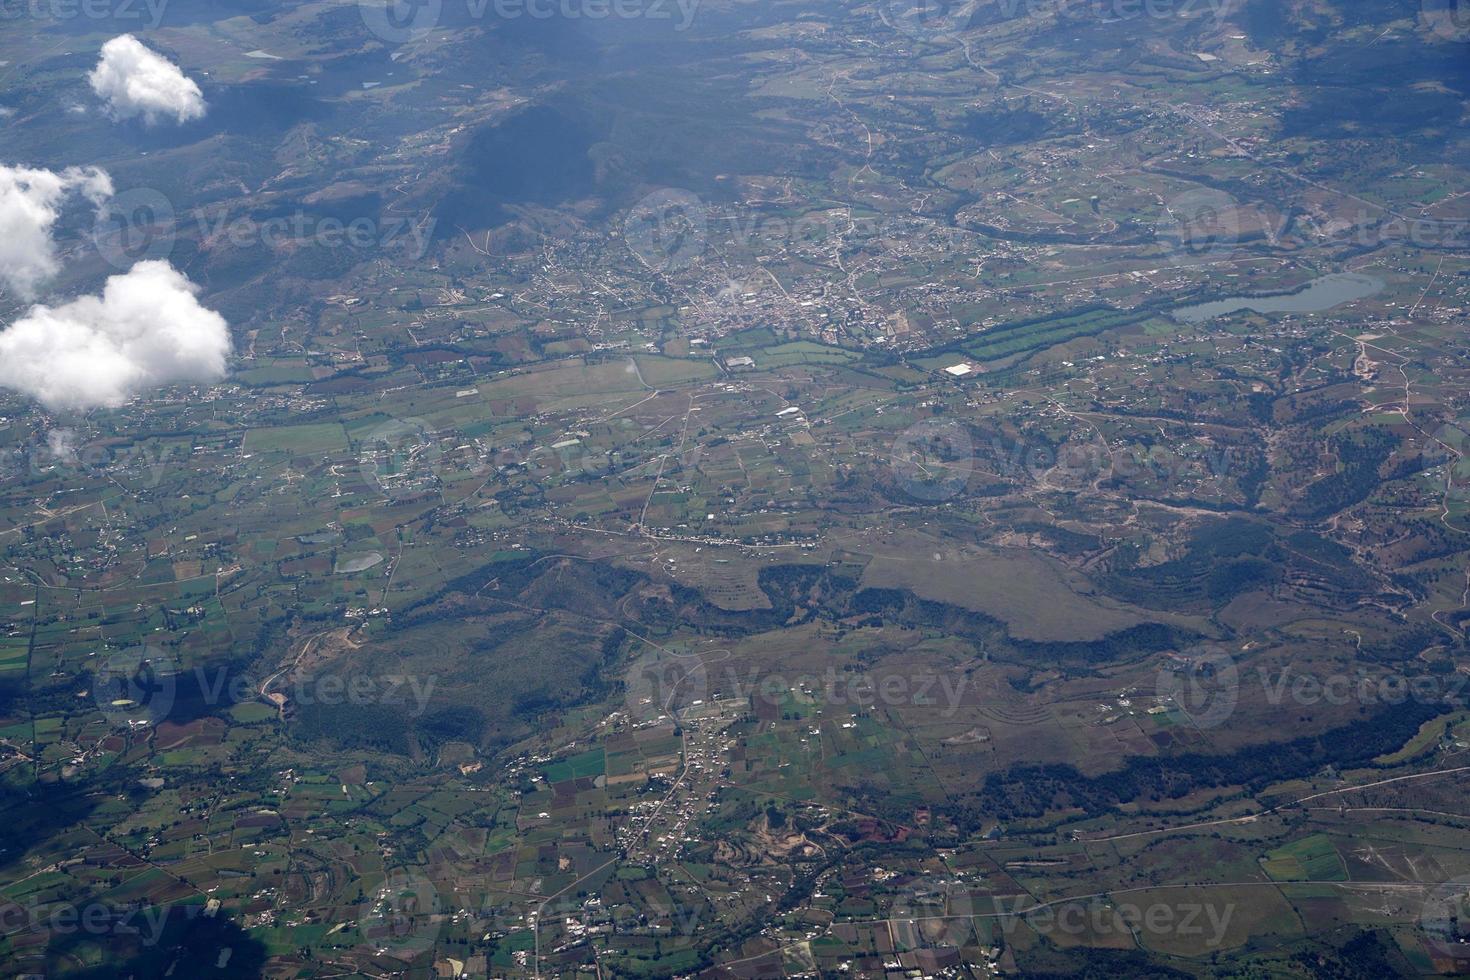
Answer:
[
  {"left": 89, "top": 35, "right": 206, "bottom": 126},
  {"left": 0, "top": 164, "right": 113, "bottom": 300},
  {"left": 47, "top": 428, "right": 79, "bottom": 462},
  {"left": 0, "top": 261, "right": 231, "bottom": 411}
]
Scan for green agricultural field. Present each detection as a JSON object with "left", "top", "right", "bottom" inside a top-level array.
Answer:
[
  {"left": 243, "top": 422, "right": 350, "bottom": 454},
  {"left": 1262, "top": 835, "right": 1349, "bottom": 882}
]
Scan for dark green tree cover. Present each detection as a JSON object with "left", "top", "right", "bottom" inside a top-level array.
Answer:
[
  {"left": 967, "top": 699, "right": 1442, "bottom": 823},
  {"left": 850, "top": 586, "right": 1195, "bottom": 667},
  {"left": 1105, "top": 517, "right": 1284, "bottom": 608},
  {"left": 1291, "top": 428, "right": 1399, "bottom": 520},
  {"left": 1021, "top": 947, "right": 1195, "bottom": 979},
  {"left": 1289, "top": 929, "right": 1409, "bottom": 979}
]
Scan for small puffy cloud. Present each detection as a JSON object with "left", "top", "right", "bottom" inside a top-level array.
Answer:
[
  {"left": 0, "top": 164, "right": 113, "bottom": 300},
  {"left": 47, "top": 428, "right": 79, "bottom": 462},
  {"left": 89, "top": 35, "right": 206, "bottom": 125},
  {"left": 0, "top": 261, "right": 231, "bottom": 411}
]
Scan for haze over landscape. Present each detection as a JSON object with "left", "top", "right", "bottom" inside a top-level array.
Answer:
[{"left": 2, "top": 0, "right": 1470, "bottom": 976}]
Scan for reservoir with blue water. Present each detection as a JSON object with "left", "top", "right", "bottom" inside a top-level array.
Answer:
[{"left": 1171, "top": 273, "right": 1385, "bottom": 323}]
